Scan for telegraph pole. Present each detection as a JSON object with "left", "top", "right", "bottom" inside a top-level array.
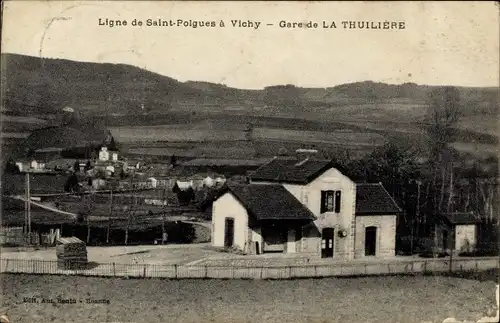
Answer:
[{"left": 25, "top": 172, "right": 32, "bottom": 234}]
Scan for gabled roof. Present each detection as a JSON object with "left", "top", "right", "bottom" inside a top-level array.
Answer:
[
  {"left": 220, "top": 184, "right": 316, "bottom": 221},
  {"left": 250, "top": 157, "right": 333, "bottom": 184},
  {"left": 355, "top": 183, "right": 401, "bottom": 215},
  {"left": 441, "top": 212, "right": 481, "bottom": 225}
]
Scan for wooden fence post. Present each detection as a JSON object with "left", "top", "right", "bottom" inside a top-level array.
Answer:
[
  {"left": 204, "top": 265, "right": 208, "bottom": 279},
  {"left": 260, "top": 266, "right": 263, "bottom": 279},
  {"left": 174, "top": 264, "right": 178, "bottom": 279},
  {"left": 143, "top": 265, "right": 147, "bottom": 278},
  {"left": 475, "top": 260, "right": 478, "bottom": 272},
  {"left": 113, "top": 262, "right": 116, "bottom": 276},
  {"left": 423, "top": 261, "right": 427, "bottom": 274}
]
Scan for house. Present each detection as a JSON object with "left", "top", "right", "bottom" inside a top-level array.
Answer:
[
  {"left": 172, "top": 180, "right": 193, "bottom": 193},
  {"left": 98, "top": 147, "right": 119, "bottom": 162},
  {"left": 30, "top": 160, "right": 38, "bottom": 169},
  {"left": 203, "top": 176, "right": 215, "bottom": 188},
  {"left": 211, "top": 157, "right": 401, "bottom": 259},
  {"left": 92, "top": 178, "right": 107, "bottom": 190},
  {"left": 15, "top": 162, "right": 25, "bottom": 172},
  {"left": 105, "top": 165, "right": 115, "bottom": 176},
  {"left": 435, "top": 212, "right": 480, "bottom": 253},
  {"left": 214, "top": 176, "right": 226, "bottom": 187},
  {"left": 190, "top": 175, "right": 205, "bottom": 190},
  {"left": 15, "top": 160, "right": 47, "bottom": 172},
  {"left": 147, "top": 177, "right": 158, "bottom": 188},
  {"left": 98, "top": 147, "right": 110, "bottom": 161}
]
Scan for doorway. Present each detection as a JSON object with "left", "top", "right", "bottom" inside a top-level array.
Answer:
[
  {"left": 365, "top": 226, "right": 377, "bottom": 256},
  {"left": 321, "top": 228, "right": 334, "bottom": 258},
  {"left": 442, "top": 229, "right": 448, "bottom": 250},
  {"left": 224, "top": 218, "right": 235, "bottom": 247}
]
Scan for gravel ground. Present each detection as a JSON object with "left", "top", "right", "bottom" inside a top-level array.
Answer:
[
  {"left": 1, "top": 273, "right": 497, "bottom": 323},
  {"left": 0, "top": 243, "right": 220, "bottom": 265}
]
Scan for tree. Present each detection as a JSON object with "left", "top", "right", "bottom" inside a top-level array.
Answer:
[
  {"left": 64, "top": 173, "right": 80, "bottom": 193},
  {"left": 108, "top": 136, "right": 118, "bottom": 151},
  {"left": 5, "top": 159, "right": 20, "bottom": 174},
  {"left": 426, "top": 86, "right": 461, "bottom": 164},
  {"left": 84, "top": 160, "right": 92, "bottom": 173},
  {"left": 170, "top": 155, "right": 177, "bottom": 167},
  {"left": 176, "top": 187, "right": 195, "bottom": 205},
  {"left": 73, "top": 160, "right": 80, "bottom": 173},
  {"left": 425, "top": 87, "right": 462, "bottom": 216}
]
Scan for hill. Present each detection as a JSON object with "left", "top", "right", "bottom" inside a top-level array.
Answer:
[
  {"left": 2, "top": 53, "right": 497, "bottom": 118},
  {"left": 1, "top": 53, "right": 497, "bottom": 162},
  {"left": 1, "top": 53, "right": 249, "bottom": 117}
]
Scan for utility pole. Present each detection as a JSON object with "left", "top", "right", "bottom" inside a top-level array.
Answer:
[
  {"left": 106, "top": 190, "right": 113, "bottom": 244},
  {"left": 412, "top": 180, "right": 422, "bottom": 254},
  {"left": 25, "top": 172, "right": 32, "bottom": 234}
]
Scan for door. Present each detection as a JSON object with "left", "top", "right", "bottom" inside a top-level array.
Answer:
[
  {"left": 321, "top": 228, "right": 334, "bottom": 258},
  {"left": 224, "top": 218, "right": 234, "bottom": 247},
  {"left": 365, "top": 226, "right": 377, "bottom": 256},
  {"left": 442, "top": 229, "right": 449, "bottom": 250}
]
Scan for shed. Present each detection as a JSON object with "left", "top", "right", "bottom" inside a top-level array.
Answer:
[
  {"left": 56, "top": 236, "right": 88, "bottom": 269},
  {"left": 436, "top": 212, "right": 481, "bottom": 252}
]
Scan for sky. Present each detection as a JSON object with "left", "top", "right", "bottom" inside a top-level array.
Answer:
[{"left": 2, "top": 1, "right": 499, "bottom": 89}]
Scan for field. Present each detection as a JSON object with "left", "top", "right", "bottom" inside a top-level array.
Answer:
[
  {"left": 1, "top": 273, "right": 497, "bottom": 323},
  {"left": 107, "top": 107, "right": 498, "bottom": 160}
]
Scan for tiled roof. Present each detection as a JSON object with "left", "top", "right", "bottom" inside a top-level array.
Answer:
[
  {"left": 250, "top": 158, "right": 333, "bottom": 184},
  {"left": 223, "top": 184, "right": 316, "bottom": 221},
  {"left": 182, "top": 158, "right": 270, "bottom": 167},
  {"left": 355, "top": 183, "right": 401, "bottom": 215},
  {"left": 441, "top": 213, "right": 481, "bottom": 225}
]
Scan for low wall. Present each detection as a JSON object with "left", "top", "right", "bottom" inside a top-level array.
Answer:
[{"left": 0, "top": 257, "right": 497, "bottom": 280}]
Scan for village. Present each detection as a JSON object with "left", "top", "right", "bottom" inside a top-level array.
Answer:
[{"left": 1, "top": 129, "right": 497, "bottom": 274}]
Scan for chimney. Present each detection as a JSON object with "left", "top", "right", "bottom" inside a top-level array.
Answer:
[
  {"left": 295, "top": 156, "right": 309, "bottom": 167},
  {"left": 295, "top": 148, "right": 318, "bottom": 163}
]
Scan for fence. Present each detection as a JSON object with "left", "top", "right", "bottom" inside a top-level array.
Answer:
[
  {"left": 0, "top": 227, "right": 59, "bottom": 247},
  {"left": 0, "top": 257, "right": 498, "bottom": 280}
]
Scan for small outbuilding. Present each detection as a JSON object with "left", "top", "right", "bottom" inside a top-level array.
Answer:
[{"left": 436, "top": 212, "right": 481, "bottom": 253}]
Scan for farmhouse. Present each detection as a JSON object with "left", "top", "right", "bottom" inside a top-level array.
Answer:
[{"left": 211, "top": 157, "right": 401, "bottom": 259}]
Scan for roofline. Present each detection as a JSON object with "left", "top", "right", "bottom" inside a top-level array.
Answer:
[
  {"left": 440, "top": 213, "right": 481, "bottom": 225},
  {"left": 355, "top": 212, "right": 400, "bottom": 216},
  {"left": 250, "top": 159, "right": 337, "bottom": 185},
  {"left": 213, "top": 185, "right": 317, "bottom": 221},
  {"left": 445, "top": 221, "right": 481, "bottom": 225},
  {"left": 370, "top": 182, "right": 402, "bottom": 212}
]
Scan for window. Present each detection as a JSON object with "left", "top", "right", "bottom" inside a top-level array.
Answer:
[{"left": 321, "top": 190, "right": 342, "bottom": 213}]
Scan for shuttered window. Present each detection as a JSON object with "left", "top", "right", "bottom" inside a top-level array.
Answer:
[{"left": 321, "top": 190, "right": 342, "bottom": 213}]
